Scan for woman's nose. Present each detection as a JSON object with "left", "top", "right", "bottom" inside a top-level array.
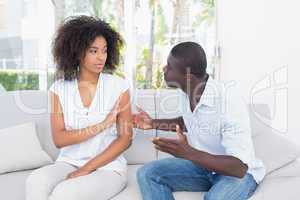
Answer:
[{"left": 97, "top": 53, "right": 105, "bottom": 60}]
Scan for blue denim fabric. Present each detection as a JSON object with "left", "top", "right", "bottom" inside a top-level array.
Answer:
[{"left": 137, "top": 158, "right": 257, "bottom": 200}]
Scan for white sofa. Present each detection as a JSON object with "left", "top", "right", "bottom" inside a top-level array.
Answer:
[{"left": 1, "top": 90, "right": 300, "bottom": 200}]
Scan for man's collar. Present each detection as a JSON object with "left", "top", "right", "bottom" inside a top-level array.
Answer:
[
  {"left": 180, "top": 76, "right": 217, "bottom": 112},
  {"left": 196, "top": 76, "right": 216, "bottom": 108}
]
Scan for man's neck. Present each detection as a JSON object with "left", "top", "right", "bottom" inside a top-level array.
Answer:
[{"left": 182, "top": 74, "right": 208, "bottom": 111}]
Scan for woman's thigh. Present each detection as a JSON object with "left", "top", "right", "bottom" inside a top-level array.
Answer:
[
  {"left": 26, "top": 162, "right": 76, "bottom": 200},
  {"left": 49, "top": 169, "right": 127, "bottom": 200}
]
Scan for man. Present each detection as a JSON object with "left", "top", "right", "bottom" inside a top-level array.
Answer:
[{"left": 133, "top": 42, "right": 265, "bottom": 200}]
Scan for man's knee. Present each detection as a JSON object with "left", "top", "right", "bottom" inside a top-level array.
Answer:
[
  {"left": 204, "top": 175, "right": 256, "bottom": 200},
  {"left": 137, "top": 163, "right": 155, "bottom": 183},
  {"left": 137, "top": 160, "right": 164, "bottom": 184},
  {"left": 204, "top": 191, "right": 227, "bottom": 200}
]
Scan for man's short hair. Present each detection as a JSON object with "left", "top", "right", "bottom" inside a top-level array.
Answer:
[{"left": 170, "top": 42, "right": 207, "bottom": 78}]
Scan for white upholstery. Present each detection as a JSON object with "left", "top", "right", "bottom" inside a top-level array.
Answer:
[
  {"left": 0, "top": 90, "right": 300, "bottom": 200},
  {"left": 0, "top": 122, "right": 53, "bottom": 174}
]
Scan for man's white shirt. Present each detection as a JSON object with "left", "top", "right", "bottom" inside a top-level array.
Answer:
[{"left": 179, "top": 76, "right": 266, "bottom": 183}]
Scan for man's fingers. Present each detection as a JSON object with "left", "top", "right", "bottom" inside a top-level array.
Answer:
[
  {"left": 152, "top": 139, "right": 178, "bottom": 150},
  {"left": 136, "top": 106, "right": 144, "bottom": 113},
  {"left": 136, "top": 106, "right": 149, "bottom": 116},
  {"left": 176, "top": 125, "right": 183, "bottom": 134},
  {"left": 66, "top": 173, "right": 73, "bottom": 179},
  {"left": 176, "top": 125, "right": 186, "bottom": 140},
  {"left": 153, "top": 137, "right": 179, "bottom": 144},
  {"left": 155, "top": 145, "right": 175, "bottom": 155}
]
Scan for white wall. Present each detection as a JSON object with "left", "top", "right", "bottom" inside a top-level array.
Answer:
[{"left": 217, "top": 0, "right": 300, "bottom": 143}]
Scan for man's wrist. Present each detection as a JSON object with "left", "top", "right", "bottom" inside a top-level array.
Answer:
[
  {"left": 184, "top": 147, "right": 200, "bottom": 161},
  {"left": 150, "top": 119, "right": 156, "bottom": 129}
]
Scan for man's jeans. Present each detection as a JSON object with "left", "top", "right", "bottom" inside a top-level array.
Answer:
[{"left": 137, "top": 158, "right": 258, "bottom": 200}]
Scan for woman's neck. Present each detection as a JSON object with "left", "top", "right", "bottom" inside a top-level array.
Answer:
[{"left": 79, "top": 68, "right": 100, "bottom": 84}]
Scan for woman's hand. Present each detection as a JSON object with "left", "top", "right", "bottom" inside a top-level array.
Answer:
[
  {"left": 66, "top": 166, "right": 94, "bottom": 179},
  {"left": 94, "top": 99, "right": 120, "bottom": 133}
]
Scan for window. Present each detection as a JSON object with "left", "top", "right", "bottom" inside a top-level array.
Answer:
[
  {"left": 133, "top": 0, "right": 217, "bottom": 89},
  {"left": 0, "top": 0, "right": 217, "bottom": 91},
  {"left": 0, "top": 0, "right": 6, "bottom": 29},
  {"left": 63, "top": 0, "right": 217, "bottom": 89},
  {"left": 0, "top": 0, "right": 54, "bottom": 91}
]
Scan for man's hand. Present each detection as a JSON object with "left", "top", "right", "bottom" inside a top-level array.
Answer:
[
  {"left": 66, "top": 166, "right": 93, "bottom": 179},
  {"left": 133, "top": 106, "right": 153, "bottom": 130},
  {"left": 152, "top": 125, "right": 194, "bottom": 158}
]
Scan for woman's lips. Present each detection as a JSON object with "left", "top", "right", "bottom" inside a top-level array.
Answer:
[{"left": 95, "top": 64, "right": 104, "bottom": 69}]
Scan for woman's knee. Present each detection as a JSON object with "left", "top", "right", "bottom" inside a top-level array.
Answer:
[
  {"left": 26, "top": 168, "right": 52, "bottom": 189},
  {"left": 26, "top": 168, "right": 55, "bottom": 200}
]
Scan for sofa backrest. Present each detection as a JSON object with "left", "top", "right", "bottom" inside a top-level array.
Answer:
[
  {"left": 0, "top": 90, "right": 276, "bottom": 166},
  {"left": 0, "top": 90, "right": 158, "bottom": 164},
  {"left": 0, "top": 91, "right": 59, "bottom": 160}
]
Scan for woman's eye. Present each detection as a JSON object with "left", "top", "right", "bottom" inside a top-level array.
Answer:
[{"left": 89, "top": 50, "right": 97, "bottom": 54}]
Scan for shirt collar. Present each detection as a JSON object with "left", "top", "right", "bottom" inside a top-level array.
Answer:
[
  {"left": 197, "top": 76, "right": 217, "bottom": 108},
  {"left": 180, "top": 76, "right": 218, "bottom": 113}
]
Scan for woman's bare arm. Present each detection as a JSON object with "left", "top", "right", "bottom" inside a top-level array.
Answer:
[
  {"left": 80, "top": 90, "right": 133, "bottom": 171},
  {"left": 50, "top": 92, "right": 117, "bottom": 148}
]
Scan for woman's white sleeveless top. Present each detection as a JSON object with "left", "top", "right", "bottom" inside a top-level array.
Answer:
[{"left": 49, "top": 73, "right": 129, "bottom": 172}]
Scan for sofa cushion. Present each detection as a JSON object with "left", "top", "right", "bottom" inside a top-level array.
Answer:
[
  {"left": 0, "top": 170, "right": 33, "bottom": 200},
  {"left": 253, "top": 132, "right": 300, "bottom": 174},
  {"left": 124, "top": 89, "right": 157, "bottom": 164},
  {"left": 248, "top": 176, "right": 300, "bottom": 200},
  {"left": 111, "top": 165, "right": 205, "bottom": 200},
  {"left": 0, "top": 122, "right": 53, "bottom": 174},
  {"left": 267, "top": 159, "right": 300, "bottom": 178},
  {"left": 111, "top": 165, "right": 143, "bottom": 200},
  {"left": 0, "top": 91, "right": 59, "bottom": 160},
  {"left": 249, "top": 104, "right": 300, "bottom": 174}
]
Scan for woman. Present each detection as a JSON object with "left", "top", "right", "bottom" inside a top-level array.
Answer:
[{"left": 26, "top": 15, "right": 133, "bottom": 200}]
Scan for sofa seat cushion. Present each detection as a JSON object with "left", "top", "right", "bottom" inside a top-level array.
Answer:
[
  {"left": 111, "top": 165, "right": 205, "bottom": 200},
  {"left": 267, "top": 159, "right": 300, "bottom": 178},
  {"left": 0, "top": 122, "right": 53, "bottom": 174},
  {"left": 0, "top": 170, "right": 33, "bottom": 200},
  {"left": 1, "top": 162, "right": 300, "bottom": 200},
  {"left": 249, "top": 176, "right": 300, "bottom": 200}
]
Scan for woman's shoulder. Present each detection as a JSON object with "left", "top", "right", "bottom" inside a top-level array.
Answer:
[{"left": 49, "top": 78, "right": 74, "bottom": 95}]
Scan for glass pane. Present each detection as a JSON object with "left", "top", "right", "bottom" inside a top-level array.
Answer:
[
  {"left": 134, "top": 0, "right": 216, "bottom": 89},
  {"left": 0, "top": 0, "right": 216, "bottom": 91},
  {"left": 0, "top": 0, "right": 54, "bottom": 91}
]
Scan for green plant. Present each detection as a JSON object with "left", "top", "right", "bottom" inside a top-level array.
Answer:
[{"left": 0, "top": 70, "right": 39, "bottom": 91}]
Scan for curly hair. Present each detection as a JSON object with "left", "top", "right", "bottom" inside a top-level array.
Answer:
[{"left": 52, "top": 15, "right": 124, "bottom": 81}]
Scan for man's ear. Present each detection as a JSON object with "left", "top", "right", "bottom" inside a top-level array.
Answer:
[{"left": 184, "top": 70, "right": 193, "bottom": 81}]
